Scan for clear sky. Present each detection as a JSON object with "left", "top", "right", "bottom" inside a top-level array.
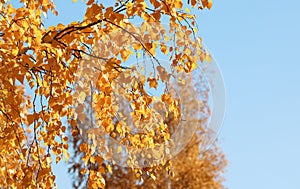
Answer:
[
  {"left": 40, "top": 0, "right": 300, "bottom": 188},
  {"left": 197, "top": 1, "right": 300, "bottom": 188}
]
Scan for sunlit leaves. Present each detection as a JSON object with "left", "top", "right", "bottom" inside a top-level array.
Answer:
[
  {"left": 102, "top": 74, "right": 226, "bottom": 188},
  {"left": 0, "top": 0, "right": 224, "bottom": 188},
  {"left": 85, "top": 3, "right": 104, "bottom": 20},
  {"left": 0, "top": 0, "right": 68, "bottom": 187}
]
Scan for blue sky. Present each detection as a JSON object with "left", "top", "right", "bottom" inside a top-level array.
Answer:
[
  {"left": 37, "top": 0, "right": 300, "bottom": 188},
  {"left": 197, "top": 1, "right": 300, "bottom": 188}
]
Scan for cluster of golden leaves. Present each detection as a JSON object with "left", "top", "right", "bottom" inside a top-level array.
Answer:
[
  {"left": 102, "top": 72, "right": 227, "bottom": 189},
  {"left": 0, "top": 0, "right": 225, "bottom": 188}
]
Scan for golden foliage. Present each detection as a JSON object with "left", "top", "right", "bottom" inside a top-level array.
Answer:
[
  {"left": 102, "top": 73, "right": 227, "bottom": 189},
  {"left": 0, "top": 0, "right": 224, "bottom": 188}
]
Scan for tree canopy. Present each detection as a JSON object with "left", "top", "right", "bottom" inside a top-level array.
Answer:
[{"left": 0, "top": 0, "right": 226, "bottom": 188}]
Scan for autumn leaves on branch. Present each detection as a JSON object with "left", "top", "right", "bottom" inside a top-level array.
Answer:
[{"left": 0, "top": 0, "right": 225, "bottom": 188}]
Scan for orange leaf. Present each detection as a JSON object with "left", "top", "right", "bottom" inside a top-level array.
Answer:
[
  {"left": 151, "top": 11, "right": 161, "bottom": 20},
  {"left": 147, "top": 77, "right": 158, "bottom": 88},
  {"left": 79, "top": 143, "right": 88, "bottom": 152},
  {"left": 207, "top": 0, "right": 213, "bottom": 9}
]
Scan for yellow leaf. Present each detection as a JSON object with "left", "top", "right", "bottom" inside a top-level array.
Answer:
[
  {"left": 90, "top": 156, "right": 96, "bottom": 164},
  {"left": 63, "top": 149, "right": 70, "bottom": 163},
  {"left": 120, "top": 49, "right": 131, "bottom": 61},
  {"left": 150, "top": 174, "right": 156, "bottom": 180},
  {"left": 145, "top": 42, "right": 157, "bottom": 56},
  {"left": 107, "top": 164, "right": 112, "bottom": 173},
  {"left": 175, "top": 1, "right": 183, "bottom": 9},
  {"left": 205, "top": 53, "right": 212, "bottom": 62},
  {"left": 78, "top": 91, "right": 86, "bottom": 103},
  {"left": 12, "top": 49, "right": 18, "bottom": 56},
  {"left": 193, "top": 27, "right": 198, "bottom": 33},
  {"left": 32, "top": 152, "right": 39, "bottom": 161},
  {"left": 117, "top": 146, "right": 122, "bottom": 153}
]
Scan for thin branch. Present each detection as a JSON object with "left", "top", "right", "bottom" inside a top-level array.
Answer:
[{"left": 104, "top": 19, "right": 162, "bottom": 66}]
